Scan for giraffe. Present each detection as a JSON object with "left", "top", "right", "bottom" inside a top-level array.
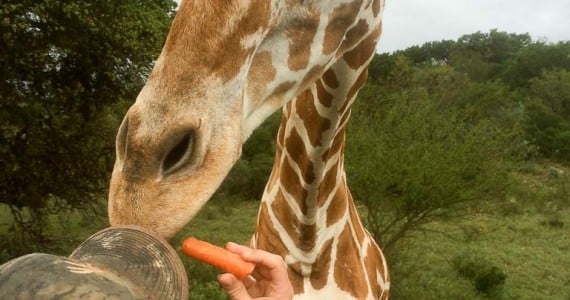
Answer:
[{"left": 108, "top": 0, "right": 389, "bottom": 298}]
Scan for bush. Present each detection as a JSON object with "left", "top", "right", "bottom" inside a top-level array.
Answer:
[
  {"left": 0, "top": 0, "right": 175, "bottom": 242},
  {"left": 525, "top": 70, "right": 570, "bottom": 161},
  {"left": 452, "top": 253, "right": 507, "bottom": 296},
  {"left": 346, "top": 86, "right": 526, "bottom": 254}
]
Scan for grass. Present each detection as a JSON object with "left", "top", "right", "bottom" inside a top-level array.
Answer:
[
  {"left": 165, "top": 194, "right": 569, "bottom": 300},
  {"left": 391, "top": 210, "right": 570, "bottom": 299}
]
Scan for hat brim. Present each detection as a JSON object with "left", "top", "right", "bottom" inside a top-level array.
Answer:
[
  {"left": 0, "top": 225, "right": 188, "bottom": 299},
  {"left": 69, "top": 225, "right": 189, "bottom": 299}
]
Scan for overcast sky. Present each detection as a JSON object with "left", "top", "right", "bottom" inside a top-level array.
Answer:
[
  {"left": 173, "top": 0, "right": 570, "bottom": 53},
  {"left": 377, "top": 0, "right": 570, "bottom": 53}
]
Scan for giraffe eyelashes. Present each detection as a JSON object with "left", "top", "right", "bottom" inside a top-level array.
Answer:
[{"left": 161, "top": 131, "right": 195, "bottom": 177}]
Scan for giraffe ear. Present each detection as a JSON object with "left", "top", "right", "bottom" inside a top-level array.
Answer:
[{"left": 115, "top": 116, "right": 129, "bottom": 170}]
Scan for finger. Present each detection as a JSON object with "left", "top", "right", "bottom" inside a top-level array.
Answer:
[
  {"left": 226, "top": 243, "right": 290, "bottom": 284},
  {"left": 217, "top": 273, "right": 252, "bottom": 300},
  {"left": 226, "top": 243, "right": 285, "bottom": 270},
  {"left": 242, "top": 275, "right": 257, "bottom": 289}
]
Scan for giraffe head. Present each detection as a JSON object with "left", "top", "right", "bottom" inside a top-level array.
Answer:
[
  {"left": 109, "top": 0, "right": 385, "bottom": 238},
  {"left": 108, "top": 0, "right": 273, "bottom": 238}
]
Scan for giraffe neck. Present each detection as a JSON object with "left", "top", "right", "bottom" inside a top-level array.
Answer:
[
  {"left": 253, "top": 63, "right": 388, "bottom": 298},
  {"left": 260, "top": 84, "right": 355, "bottom": 247}
]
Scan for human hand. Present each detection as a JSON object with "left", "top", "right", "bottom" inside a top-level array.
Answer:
[{"left": 217, "top": 242, "right": 293, "bottom": 300}]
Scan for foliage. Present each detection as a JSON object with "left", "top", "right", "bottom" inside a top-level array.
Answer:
[
  {"left": 373, "top": 30, "right": 570, "bottom": 163},
  {"left": 452, "top": 252, "right": 507, "bottom": 297},
  {"left": 351, "top": 30, "right": 569, "bottom": 297},
  {"left": 500, "top": 42, "right": 570, "bottom": 88},
  {"left": 219, "top": 112, "right": 281, "bottom": 200},
  {"left": 524, "top": 70, "right": 570, "bottom": 159},
  {"left": 0, "top": 0, "right": 175, "bottom": 239},
  {"left": 347, "top": 83, "right": 526, "bottom": 253}
]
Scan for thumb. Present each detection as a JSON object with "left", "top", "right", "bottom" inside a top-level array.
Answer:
[{"left": 218, "top": 273, "right": 252, "bottom": 300}]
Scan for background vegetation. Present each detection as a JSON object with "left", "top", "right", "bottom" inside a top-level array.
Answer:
[
  {"left": 0, "top": 0, "right": 176, "bottom": 248},
  {"left": 1, "top": 2, "right": 569, "bottom": 299}
]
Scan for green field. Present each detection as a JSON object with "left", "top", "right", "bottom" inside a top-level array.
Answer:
[{"left": 166, "top": 195, "right": 569, "bottom": 299}]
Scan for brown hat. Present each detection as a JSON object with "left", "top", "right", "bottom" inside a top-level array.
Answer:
[{"left": 0, "top": 226, "right": 188, "bottom": 299}]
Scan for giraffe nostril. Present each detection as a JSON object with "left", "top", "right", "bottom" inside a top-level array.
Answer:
[{"left": 162, "top": 132, "right": 195, "bottom": 176}]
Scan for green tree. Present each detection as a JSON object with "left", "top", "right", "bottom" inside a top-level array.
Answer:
[
  {"left": 0, "top": 0, "right": 175, "bottom": 239},
  {"left": 347, "top": 89, "right": 524, "bottom": 253},
  {"left": 454, "top": 30, "right": 531, "bottom": 64},
  {"left": 500, "top": 42, "right": 570, "bottom": 88},
  {"left": 393, "top": 40, "right": 456, "bottom": 65},
  {"left": 525, "top": 70, "right": 570, "bottom": 160},
  {"left": 449, "top": 30, "right": 531, "bottom": 81}
]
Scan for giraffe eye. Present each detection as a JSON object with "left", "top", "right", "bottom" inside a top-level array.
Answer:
[{"left": 162, "top": 132, "right": 195, "bottom": 175}]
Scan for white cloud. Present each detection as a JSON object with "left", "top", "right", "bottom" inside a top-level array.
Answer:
[
  {"left": 377, "top": 0, "right": 570, "bottom": 53},
  {"left": 172, "top": 0, "right": 569, "bottom": 53}
]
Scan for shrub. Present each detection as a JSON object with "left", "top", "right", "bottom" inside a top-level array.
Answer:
[
  {"left": 346, "top": 86, "right": 526, "bottom": 254},
  {"left": 452, "top": 253, "right": 507, "bottom": 296}
]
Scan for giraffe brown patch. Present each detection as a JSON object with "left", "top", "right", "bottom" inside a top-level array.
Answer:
[
  {"left": 271, "top": 190, "right": 299, "bottom": 239},
  {"left": 322, "top": 0, "right": 363, "bottom": 54},
  {"left": 277, "top": 109, "right": 289, "bottom": 147},
  {"left": 325, "top": 183, "right": 348, "bottom": 227},
  {"left": 280, "top": 154, "right": 309, "bottom": 214},
  {"left": 343, "top": 25, "right": 381, "bottom": 70},
  {"left": 274, "top": 81, "right": 296, "bottom": 97},
  {"left": 277, "top": 155, "right": 317, "bottom": 252},
  {"left": 334, "top": 224, "right": 368, "bottom": 299},
  {"left": 310, "top": 238, "right": 334, "bottom": 290},
  {"left": 315, "top": 79, "right": 333, "bottom": 107},
  {"left": 348, "top": 198, "right": 366, "bottom": 243},
  {"left": 212, "top": 0, "right": 272, "bottom": 82},
  {"left": 271, "top": 190, "right": 316, "bottom": 252},
  {"left": 337, "top": 19, "right": 370, "bottom": 54},
  {"left": 288, "top": 262, "right": 305, "bottom": 295},
  {"left": 285, "top": 127, "right": 315, "bottom": 184},
  {"left": 248, "top": 51, "right": 277, "bottom": 99},
  {"left": 322, "top": 129, "right": 345, "bottom": 162},
  {"left": 318, "top": 160, "right": 339, "bottom": 208},
  {"left": 364, "top": 241, "right": 385, "bottom": 299},
  {"left": 300, "top": 65, "right": 325, "bottom": 90},
  {"left": 322, "top": 69, "right": 340, "bottom": 89},
  {"left": 294, "top": 89, "right": 331, "bottom": 148},
  {"left": 299, "top": 223, "right": 317, "bottom": 251},
  {"left": 256, "top": 202, "right": 289, "bottom": 257},
  {"left": 345, "top": 68, "right": 368, "bottom": 105},
  {"left": 337, "top": 106, "right": 352, "bottom": 131},
  {"left": 287, "top": 11, "right": 320, "bottom": 71},
  {"left": 266, "top": 149, "right": 282, "bottom": 190},
  {"left": 372, "top": 0, "right": 382, "bottom": 17}
]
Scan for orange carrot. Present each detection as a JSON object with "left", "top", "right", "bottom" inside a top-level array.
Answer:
[{"left": 182, "top": 237, "right": 255, "bottom": 279}]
